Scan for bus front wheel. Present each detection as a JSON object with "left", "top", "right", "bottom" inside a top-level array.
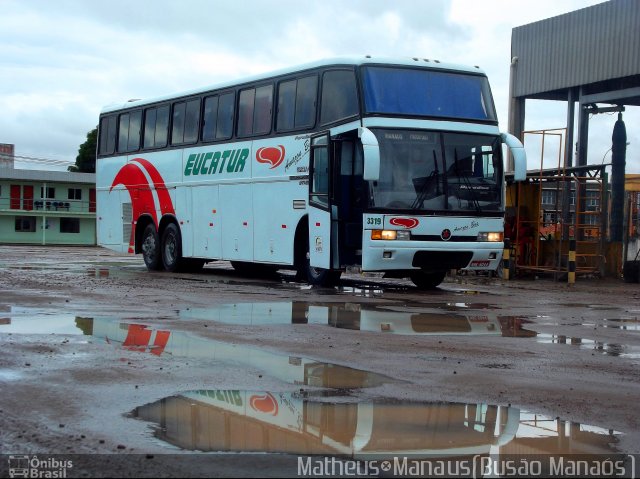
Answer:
[
  {"left": 141, "top": 224, "right": 162, "bottom": 271},
  {"left": 161, "top": 223, "right": 183, "bottom": 272},
  {"left": 305, "top": 255, "right": 341, "bottom": 287},
  {"left": 410, "top": 270, "right": 446, "bottom": 290}
]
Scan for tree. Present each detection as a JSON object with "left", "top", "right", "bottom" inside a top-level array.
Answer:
[{"left": 68, "top": 127, "right": 97, "bottom": 173}]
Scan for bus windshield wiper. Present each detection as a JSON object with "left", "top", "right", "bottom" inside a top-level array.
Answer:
[
  {"left": 411, "top": 151, "right": 440, "bottom": 209},
  {"left": 453, "top": 148, "right": 481, "bottom": 213}
]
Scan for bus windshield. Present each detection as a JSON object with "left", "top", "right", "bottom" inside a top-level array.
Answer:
[
  {"left": 361, "top": 66, "right": 496, "bottom": 122},
  {"left": 370, "top": 129, "right": 503, "bottom": 213}
]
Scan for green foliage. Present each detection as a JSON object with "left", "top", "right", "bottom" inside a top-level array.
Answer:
[{"left": 68, "top": 127, "right": 97, "bottom": 173}]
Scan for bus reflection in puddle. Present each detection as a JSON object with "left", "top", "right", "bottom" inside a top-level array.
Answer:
[
  {"left": 90, "top": 317, "right": 392, "bottom": 389},
  {"left": 131, "top": 390, "right": 620, "bottom": 458},
  {"left": 178, "top": 301, "right": 537, "bottom": 338}
]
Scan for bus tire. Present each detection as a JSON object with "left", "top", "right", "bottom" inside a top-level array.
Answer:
[
  {"left": 161, "top": 223, "right": 183, "bottom": 272},
  {"left": 410, "top": 270, "right": 446, "bottom": 290},
  {"left": 141, "top": 223, "right": 162, "bottom": 271},
  {"left": 306, "top": 255, "right": 341, "bottom": 287}
]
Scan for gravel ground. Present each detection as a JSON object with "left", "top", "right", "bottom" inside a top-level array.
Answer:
[{"left": 1, "top": 245, "right": 639, "bottom": 477}]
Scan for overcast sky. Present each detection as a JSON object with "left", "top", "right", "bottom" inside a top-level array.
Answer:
[{"left": 1, "top": 0, "right": 637, "bottom": 173}]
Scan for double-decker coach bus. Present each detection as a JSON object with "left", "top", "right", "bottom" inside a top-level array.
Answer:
[{"left": 96, "top": 56, "right": 526, "bottom": 288}]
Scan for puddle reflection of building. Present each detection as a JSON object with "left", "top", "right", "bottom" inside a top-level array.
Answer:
[{"left": 131, "top": 390, "right": 619, "bottom": 459}]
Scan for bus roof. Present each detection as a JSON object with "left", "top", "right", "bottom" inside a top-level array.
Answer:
[{"left": 100, "top": 55, "right": 486, "bottom": 114}]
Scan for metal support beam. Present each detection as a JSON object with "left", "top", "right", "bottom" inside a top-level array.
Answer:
[
  {"left": 577, "top": 89, "right": 590, "bottom": 167},
  {"left": 578, "top": 87, "right": 640, "bottom": 105}
]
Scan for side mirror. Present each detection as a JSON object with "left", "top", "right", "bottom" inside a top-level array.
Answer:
[
  {"left": 359, "top": 127, "right": 380, "bottom": 181},
  {"left": 501, "top": 132, "right": 527, "bottom": 182}
]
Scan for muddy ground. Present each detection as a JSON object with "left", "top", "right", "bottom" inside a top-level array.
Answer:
[{"left": 1, "top": 245, "right": 639, "bottom": 477}]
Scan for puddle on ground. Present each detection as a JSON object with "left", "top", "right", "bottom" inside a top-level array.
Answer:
[
  {"left": 583, "top": 318, "right": 640, "bottom": 331},
  {"left": 537, "top": 333, "right": 640, "bottom": 359},
  {"left": 0, "top": 306, "right": 93, "bottom": 335},
  {"left": 0, "top": 309, "right": 391, "bottom": 388},
  {"left": 560, "top": 303, "right": 622, "bottom": 311},
  {"left": 131, "top": 390, "right": 621, "bottom": 459},
  {"left": 178, "top": 302, "right": 535, "bottom": 337},
  {"left": 90, "top": 318, "right": 392, "bottom": 389}
]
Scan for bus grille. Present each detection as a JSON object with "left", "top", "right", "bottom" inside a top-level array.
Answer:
[{"left": 122, "top": 202, "right": 132, "bottom": 244}]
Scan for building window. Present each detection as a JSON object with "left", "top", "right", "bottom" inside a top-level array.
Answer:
[
  {"left": 15, "top": 217, "right": 36, "bottom": 232},
  {"left": 541, "top": 190, "right": 556, "bottom": 206},
  {"left": 586, "top": 190, "right": 600, "bottom": 209},
  {"left": 68, "top": 188, "right": 82, "bottom": 200},
  {"left": 584, "top": 214, "right": 599, "bottom": 226},
  {"left": 40, "top": 187, "right": 55, "bottom": 199},
  {"left": 60, "top": 218, "right": 80, "bottom": 234}
]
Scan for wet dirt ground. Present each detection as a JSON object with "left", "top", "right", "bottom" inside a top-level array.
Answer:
[{"left": 1, "top": 245, "right": 640, "bottom": 477}]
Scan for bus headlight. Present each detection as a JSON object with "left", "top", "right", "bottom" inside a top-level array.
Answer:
[
  {"left": 372, "top": 230, "right": 396, "bottom": 240},
  {"left": 371, "top": 230, "right": 411, "bottom": 240},
  {"left": 477, "top": 232, "right": 504, "bottom": 242}
]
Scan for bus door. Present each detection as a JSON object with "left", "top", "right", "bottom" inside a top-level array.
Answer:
[
  {"left": 334, "top": 135, "right": 364, "bottom": 266},
  {"left": 308, "top": 134, "right": 338, "bottom": 270}
]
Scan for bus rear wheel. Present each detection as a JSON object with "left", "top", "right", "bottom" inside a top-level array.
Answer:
[
  {"left": 410, "top": 270, "right": 446, "bottom": 290},
  {"left": 161, "top": 223, "right": 183, "bottom": 272},
  {"left": 141, "top": 224, "right": 162, "bottom": 271}
]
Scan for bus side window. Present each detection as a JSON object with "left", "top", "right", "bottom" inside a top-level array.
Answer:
[
  {"left": 277, "top": 80, "right": 296, "bottom": 131},
  {"left": 202, "top": 95, "right": 219, "bottom": 142},
  {"left": 155, "top": 105, "right": 169, "bottom": 147},
  {"left": 295, "top": 75, "right": 317, "bottom": 129},
  {"left": 311, "top": 145, "right": 330, "bottom": 207},
  {"left": 217, "top": 92, "right": 234, "bottom": 140},
  {"left": 143, "top": 105, "right": 170, "bottom": 149},
  {"left": 238, "top": 88, "right": 255, "bottom": 137},
  {"left": 172, "top": 99, "right": 199, "bottom": 145},
  {"left": 117, "top": 113, "right": 130, "bottom": 153},
  {"left": 254, "top": 85, "right": 273, "bottom": 135},
  {"left": 171, "top": 102, "right": 186, "bottom": 145},
  {"left": 99, "top": 115, "right": 117, "bottom": 156},
  {"left": 320, "top": 70, "right": 358, "bottom": 125},
  {"left": 183, "top": 98, "right": 200, "bottom": 144},
  {"left": 118, "top": 110, "right": 141, "bottom": 153},
  {"left": 276, "top": 75, "right": 317, "bottom": 132},
  {"left": 127, "top": 110, "right": 142, "bottom": 152},
  {"left": 144, "top": 108, "right": 157, "bottom": 149}
]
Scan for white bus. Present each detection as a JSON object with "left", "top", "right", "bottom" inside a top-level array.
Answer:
[{"left": 96, "top": 56, "right": 526, "bottom": 288}]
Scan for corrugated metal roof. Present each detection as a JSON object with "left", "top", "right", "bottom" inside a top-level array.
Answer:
[
  {"left": 0, "top": 168, "right": 95, "bottom": 184},
  {"left": 511, "top": 0, "right": 640, "bottom": 98}
]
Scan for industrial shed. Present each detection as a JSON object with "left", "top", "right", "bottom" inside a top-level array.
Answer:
[{"left": 506, "top": 0, "right": 640, "bottom": 279}]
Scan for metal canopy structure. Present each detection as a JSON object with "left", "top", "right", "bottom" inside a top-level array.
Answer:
[
  {"left": 508, "top": 0, "right": 640, "bottom": 168},
  {"left": 506, "top": 0, "right": 639, "bottom": 278}
]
